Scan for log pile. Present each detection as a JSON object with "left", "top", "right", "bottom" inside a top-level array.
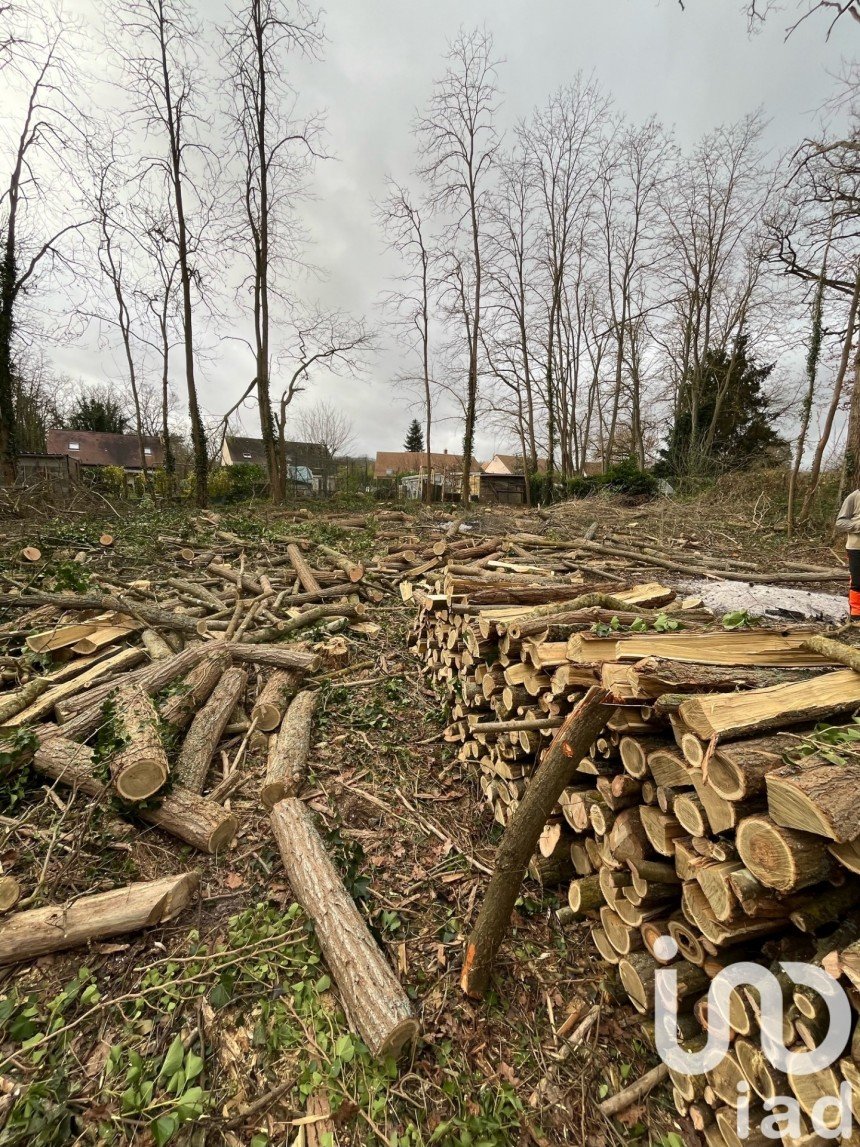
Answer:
[
  {"left": 0, "top": 510, "right": 430, "bottom": 1057},
  {"left": 410, "top": 558, "right": 860, "bottom": 1133}
]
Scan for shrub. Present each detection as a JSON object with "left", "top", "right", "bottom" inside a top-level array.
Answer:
[
  {"left": 207, "top": 464, "right": 268, "bottom": 503},
  {"left": 531, "top": 458, "right": 659, "bottom": 502}
]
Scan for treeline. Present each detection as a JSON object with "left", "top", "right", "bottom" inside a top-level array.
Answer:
[
  {"left": 380, "top": 24, "right": 859, "bottom": 513},
  {"left": 1, "top": 1, "right": 858, "bottom": 512}
]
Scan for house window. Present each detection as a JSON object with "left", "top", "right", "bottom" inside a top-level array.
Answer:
[
  {"left": 386, "top": 468, "right": 393, "bottom": 476},
  {"left": 69, "top": 442, "right": 80, "bottom": 450},
  {"left": 144, "top": 448, "right": 152, "bottom": 456},
  {"left": 243, "top": 452, "right": 252, "bottom": 460}
]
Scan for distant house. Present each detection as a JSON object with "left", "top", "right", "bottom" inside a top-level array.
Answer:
[
  {"left": 484, "top": 453, "right": 547, "bottom": 476},
  {"left": 221, "top": 436, "right": 334, "bottom": 494},
  {"left": 484, "top": 453, "right": 603, "bottom": 478},
  {"left": 374, "top": 449, "right": 482, "bottom": 501},
  {"left": 47, "top": 430, "right": 164, "bottom": 472}
]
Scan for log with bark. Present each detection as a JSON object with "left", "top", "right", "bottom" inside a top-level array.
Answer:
[
  {"left": 34, "top": 738, "right": 239, "bottom": 852},
  {"left": 104, "top": 684, "right": 170, "bottom": 802},
  {"left": 175, "top": 667, "right": 249, "bottom": 794},
  {"left": 251, "top": 670, "right": 303, "bottom": 731},
  {"left": 0, "top": 872, "right": 199, "bottom": 965},
  {"left": 261, "top": 690, "right": 318, "bottom": 809},
  {"left": 270, "top": 798, "right": 419, "bottom": 1058}
]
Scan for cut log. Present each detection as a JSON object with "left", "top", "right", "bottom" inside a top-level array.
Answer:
[
  {"left": 270, "top": 798, "right": 418, "bottom": 1058},
  {"left": 251, "top": 670, "right": 304, "bottom": 731},
  {"left": 34, "top": 738, "right": 238, "bottom": 854},
  {"left": 105, "top": 684, "right": 169, "bottom": 802},
  {"left": 158, "top": 648, "right": 231, "bottom": 732},
  {"left": 766, "top": 756, "right": 860, "bottom": 843},
  {"left": 461, "top": 687, "right": 614, "bottom": 999},
  {"left": 175, "top": 667, "right": 248, "bottom": 794},
  {"left": 706, "top": 733, "right": 796, "bottom": 800},
  {"left": 318, "top": 544, "right": 364, "bottom": 583},
  {"left": 0, "top": 873, "right": 199, "bottom": 965},
  {"left": 225, "top": 642, "right": 320, "bottom": 672},
  {"left": 735, "top": 815, "right": 832, "bottom": 893},
  {"left": 261, "top": 690, "right": 318, "bottom": 809},
  {"left": 678, "top": 669, "right": 860, "bottom": 740},
  {"left": 628, "top": 657, "right": 821, "bottom": 698},
  {"left": 287, "top": 543, "right": 322, "bottom": 596}
]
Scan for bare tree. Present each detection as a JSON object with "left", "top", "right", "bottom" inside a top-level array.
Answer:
[
  {"left": 417, "top": 28, "right": 500, "bottom": 504},
  {"left": 297, "top": 396, "right": 354, "bottom": 459},
  {"left": 523, "top": 78, "right": 610, "bottom": 496},
  {"left": 1, "top": 6, "right": 87, "bottom": 481},
  {"left": 222, "top": 0, "right": 324, "bottom": 502},
  {"left": 89, "top": 151, "right": 150, "bottom": 478},
  {"left": 378, "top": 179, "right": 435, "bottom": 502},
  {"left": 113, "top": 0, "right": 212, "bottom": 505}
]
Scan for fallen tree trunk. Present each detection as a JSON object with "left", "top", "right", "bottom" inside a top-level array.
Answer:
[
  {"left": 225, "top": 642, "right": 320, "bottom": 672},
  {"left": 158, "top": 648, "right": 231, "bottom": 732},
  {"left": 287, "top": 543, "right": 322, "bottom": 596},
  {"left": 461, "top": 687, "right": 615, "bottom": 999},
  {"left": 3, "top": 648, "right": 147, "bottom": 728},
  {"left": 105, "top": 685, "right": 169, "bottom": 802},
  {"left": 175, "top": 667, "right": 248, "bottom": 793},
  {"left": 270, "top": 798, "right": 419, "bottom": 1058},
  {"left": 0, "top": 872, "right": 199, "bottom": 965},
  {"left": 34, "top": 738, "right": 238, "bottom": 853},
  {"left": 318, "top": 544, "right": 364, "bottom": 583},
  {"left": 251, "top": 670, "right": 303, "bottom": 731},
  {"left": 261, "top": 690, "right": 318, "bottom": 809},
  {"left": 279, "top": 602, "right": 364, "bottom": 635}
]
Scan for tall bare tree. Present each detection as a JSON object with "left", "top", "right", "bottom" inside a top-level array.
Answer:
[
  {"left": 1, "top": 7, "right": 86, "bottom": 482},
  {"left": 297, "top": 397, "right": 354, "bottom": 458},
  {"left": 378, "top": 180, "right": 435, "bottom": 501},
  {"left": 523, "top": 77, "right": 609, "bottom": 497},
  {"left": 417, "top": 28, "right": 499, "bottom": 503},
  {"left": 114, "top": 0, "right": 211, "bottom": 505},
  {"left": 223, "top": 0, "right": 324, "bottom": 502}
]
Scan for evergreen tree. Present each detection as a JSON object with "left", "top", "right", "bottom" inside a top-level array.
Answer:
[
  {"left": 67, "top": 394, "right": 130, "bottom": 435},
  {"left": 404, "top": 418, "right": 424, "bottom": 453},
  {"left": 656, "top": 335, "right": 787, "bottom": 480}
]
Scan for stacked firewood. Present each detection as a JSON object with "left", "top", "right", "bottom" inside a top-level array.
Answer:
[{"left": 410, "top": 561, "right": 860, "bottom": 1138}]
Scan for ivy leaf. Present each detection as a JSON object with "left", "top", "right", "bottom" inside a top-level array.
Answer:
[
  {"left": 158, "top": 1034, "right": 185, "bottom": 1081},
  {"left": 152, "top": 1114, "right": 178, "bottom": 1147}
]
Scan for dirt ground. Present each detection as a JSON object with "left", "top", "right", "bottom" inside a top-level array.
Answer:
[{"left": 0, "top": 491, "right": 848, "bottom": 1147}]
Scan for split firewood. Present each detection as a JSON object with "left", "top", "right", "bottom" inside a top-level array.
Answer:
[
  {"left": 261, "top": 690, "right": 318, "bottom": 809},
  {"left": 3, "top": 647, "right": 146, "bottom": 728},
  {"left": 0, "top": 873, "right": 199, "bottom": 965},
  {"left": 175, "top": 667, "right": 249, "bottom": 793},
  {"left": 270, "top": 798, "right": 419, "bottom": 1058},
  {"left": 104, "top": 684, "right": 169, "bottom": 802},
  {"left": 35, "top": 737, "right": 238, "bottom": 854}
]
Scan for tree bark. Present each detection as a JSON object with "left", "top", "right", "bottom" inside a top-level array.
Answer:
[
  {"left": 261, "top": 689, "right": 317, "bottom": 808},
  {"left": 158, "top": 648, "right": 231, "bottom": 732},
  {"left": 0, "top": 873, "right": 199, "bottom": 965},
  {"left": 270, "top": 798, "right": 419, "bottom": 1058},
  {"left": 175, "top": 666, "right": 248, "bottom": 793},
  {"left": 461, "top": 687, "right": 614, "bottom": 998}
]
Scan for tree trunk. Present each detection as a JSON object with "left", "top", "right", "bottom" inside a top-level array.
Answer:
[
  {"left": 158, "top": 648, "right": 231, "bottom": 732},
  {"left": 270, "top": 798, "right": 419, "bottom": 1058},
  {"left": 175, "top": 666, "right": 248, "bottom": 793},
  {"left": 107, "top": 685, "right": 170, "bottom": 802},
  {"left": 461, "top": 686, "right": 614, "bottom": 998},
  {"left": 261, "top": 689, "right": 317, "bottom": 808},
  {"left": 0, "top": 873, "right": 199, "bottom": 966},
  {"left": 34, "top": 737, "right": 238, "bottom": 853},
  {"left": 251, "top": 669, "right": 303, "bottom": 731}
]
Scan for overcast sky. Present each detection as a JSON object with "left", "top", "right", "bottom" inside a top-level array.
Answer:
[{"left": 26, "top": 1, "right": 860, "bottom": 458}]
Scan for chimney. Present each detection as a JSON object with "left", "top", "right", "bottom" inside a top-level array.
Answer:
[{"left": 443, "top": 448, "right": 448, "bottom": 454}]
